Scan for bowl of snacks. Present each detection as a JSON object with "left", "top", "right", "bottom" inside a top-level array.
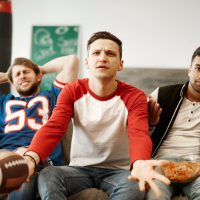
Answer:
[{"left": 161, "top": 155, "right": 200, "bottom": 183}]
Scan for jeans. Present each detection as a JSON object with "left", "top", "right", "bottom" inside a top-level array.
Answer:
[
  {"left": 38, "top": 166, "right": 145, "bottom": 200},
  {"left": 147, "top": 176, "right": 200, "bottom": 200},
  {"left": 6, "top": 158, "right": 52, "bottom": 200},
  {"left": 7, "top": 174, "right": 38, "bottom": 200},
  {"left": 146, "top": 157, "right": 200, "bottom": 200}
]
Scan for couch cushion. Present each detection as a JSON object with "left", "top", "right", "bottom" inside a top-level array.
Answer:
[{"left": 68, "top": 188, "right": 108, "bottom": 200}]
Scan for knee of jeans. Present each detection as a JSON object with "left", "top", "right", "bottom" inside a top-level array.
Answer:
[
  {"left": 190, "top": 190, "right": 200, "bottom": 200},
  {"left": 109, "top": 182, "right": 145, "bottom": 200},
  {"left": 190, "top": 183, "right": 200, "bottom": 199},
  {"left": 38, "top": 166, "right": 63, "bottom": 195},
  {"left": 147, "top": 189, "right": 172, "bottom": 200},
  {"left": 38, "top": 166, "right": 59, "bottom": 184},
  {"left": 40, "top": 165, "right": 54, "bottom": 175},
  {"left": 146, "top": 180, "right": 172, "bottom": 200}
]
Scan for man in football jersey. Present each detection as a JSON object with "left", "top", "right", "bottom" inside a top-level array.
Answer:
[
  {"left": 24, "top": 31, "right": 170, "bottom": 200},
  {"left": 0, "top": 55, "right": 79, "bottom": 200}
]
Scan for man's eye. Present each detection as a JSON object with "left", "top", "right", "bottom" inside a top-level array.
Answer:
[
  {"left": 195, "top": 67, "right": 200, "bottom": 72},
  {"left": 107, "top": 52, "right": 115, "bottom": 56}
]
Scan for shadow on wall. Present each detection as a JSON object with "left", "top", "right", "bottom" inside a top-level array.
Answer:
[{"left": 117, "top": 68, "right": 188, "bottom": 95}]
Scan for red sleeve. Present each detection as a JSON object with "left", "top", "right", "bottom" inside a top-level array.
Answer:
[
  {"left": 27, "top": 84, "right": 74, "bottom": 162},
  {"left": 127, "top": 91, "right": 152, "bottom": 165}
]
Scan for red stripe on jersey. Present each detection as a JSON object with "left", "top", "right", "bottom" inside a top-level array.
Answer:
[{"left": 53, "top": 79, "right": 66, "bottom": 89}]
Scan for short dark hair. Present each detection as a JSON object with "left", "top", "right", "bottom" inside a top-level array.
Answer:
[
  {"left": 191, "top": 47, "right": 200, "bottom": 65},
  {"left": 8, "top": 57, "right": 40, "bottom": 83},
  {"left": 87, "top": 31, "right": 122, "bottom": 59}
]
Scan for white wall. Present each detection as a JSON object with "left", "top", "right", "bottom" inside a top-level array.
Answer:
[{"left": 12, "top": 0, "right": 200, "bottom": 76}]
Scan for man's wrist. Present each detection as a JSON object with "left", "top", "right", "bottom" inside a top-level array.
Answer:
[
  {"left": 133, "top": 160, "right": 145, "bottom": 169},
  {"left": 23, "top": 154, "right": 37, "bottom": 172},
  {"left": 23, "top": 151, "right": 41, "bottom": 165}
]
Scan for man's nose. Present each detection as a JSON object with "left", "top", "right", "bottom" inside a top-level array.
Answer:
[
  {"left": 99, "top": 52, "right": 107, "bottom": 61},
  {"left": 19, "top": 73, "right": 25, "bottom": 79}
]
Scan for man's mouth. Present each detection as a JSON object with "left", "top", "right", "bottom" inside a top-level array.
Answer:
[
  {"left": 20, "top": 81, "right": 29, "bottom": 86},
  {"left": 195, "top": 80, "right": 200, "bottom": 84},
  {"left": 97, "top": 65, "right": 108, "bottom": 69}
]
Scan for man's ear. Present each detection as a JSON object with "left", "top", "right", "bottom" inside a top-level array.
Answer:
[
  {"left": 188, "top": 65, "right": 192, "bottom": 77},
  {"left": 36, "top": 73, "right": 42, "bottom": 83},
  {"left": 85, "top": 58, "right": 89, "bottom": 69},
  {"left": 118, "top": 60, "right": 124, "bottom": 71}
]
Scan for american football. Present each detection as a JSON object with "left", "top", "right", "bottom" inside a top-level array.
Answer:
[{"left": 0, "top": 150, "right": 29, "bottom": 194}]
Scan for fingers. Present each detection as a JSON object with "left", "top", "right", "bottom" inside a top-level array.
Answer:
[
  {"left": 147, "top": 95, "right": 154, "bottom": 103},
  {"left": 159, "top": 159, "right": 171, "bottom": 165},
  {"left": 147, "top": 179, "right": 162, "bottom": 198},
  {"left": 154, "top": 173, "right": 171, "bottom": 185},
  {"left": 148, "top": 97, "right": 156, "bottom": 112},
  {"left": 146, "top": 160, "right": 171, "bottom": 185},
  {"left": 15, "top": 147, "right": 28, "bottom": 156},
  {"left": 148, "top": 96, "right": 162, "bottom": 126},
  {"left": 139, "top": 180, "right": 146, "bottom": 191},
  {"left": 129, "top": 159, "right": 171, "bottom": 198},
  {"left": 152, "top": 102, "right": 162, "bottom": 115},
  {"left": 128, "top": 174, "right": 145, "bottom": 192},
  {"left": 128, "top": 173, "right": 167, "bottom": 198}
]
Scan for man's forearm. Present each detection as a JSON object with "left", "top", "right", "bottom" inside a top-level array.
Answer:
[
  {"left": 39, "top": 55, "right": 79, "bottom": 83},
  {"left": 40, "top": 55, "right": 76, "bottom": 74},
  {"left": 0, "top": 72, "right": 9, "bottom": 84}
]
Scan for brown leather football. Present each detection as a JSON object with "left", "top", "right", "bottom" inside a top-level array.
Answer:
[
  {"left": 0, "top": 150, "right": 29, "bottom": 193},
  {"left": 161, "top": 161, "right": 200, "bottom": 183}
]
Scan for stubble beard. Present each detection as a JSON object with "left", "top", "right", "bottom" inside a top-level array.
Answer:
[
  {"left": 190, "top": 81, "right": 200, "bottom": 95},
  {"left": 17, "top": 82, "right": 39, "bottom": 96}
]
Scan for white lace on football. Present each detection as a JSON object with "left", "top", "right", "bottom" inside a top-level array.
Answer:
[{"left": 4, "top": 159, "right": 27, "bottom": 169}]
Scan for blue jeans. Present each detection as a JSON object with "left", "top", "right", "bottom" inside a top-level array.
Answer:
[
  {"left": 6, "top": 158, "right": 52, "bottom": 200},
  {"left": 38, "top": 166, "right": 145, "bottom": 200},
  {"left": 146, "top": 158, "right": 200, "bottom": 200},
  {"left": 147, "top": 175, "right": 200, "bottom": 200},
  {"left": 7, "top": 174, "right": 38, "bottom": 200}
]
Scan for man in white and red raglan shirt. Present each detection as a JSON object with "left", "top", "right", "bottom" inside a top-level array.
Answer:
[{"left": 24, "top": 31, "right": 170, "bottom": 200}]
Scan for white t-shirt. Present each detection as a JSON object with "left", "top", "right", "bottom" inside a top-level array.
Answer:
[{"left": 151, "top": 88, "right": 200, "bottom": 160}]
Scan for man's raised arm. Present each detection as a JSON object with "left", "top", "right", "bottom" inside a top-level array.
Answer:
[
  {"left": 39, "top": 55, "right": 79, "bottom": 83},
  {"left": 0, "top": 72, "right": 8, "bottom": 84}
]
